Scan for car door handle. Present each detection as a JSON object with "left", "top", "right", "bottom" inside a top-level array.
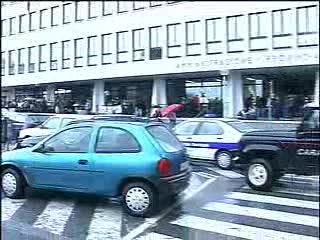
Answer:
[
  {"left": 78, "top": 159, "right": 88, "bottom": 165},
  {"left": 216, "top": 137, "right": 223, "bottom": 140},
  {"left": 186, "top": 137, "right": 193, "bottom": 140}
]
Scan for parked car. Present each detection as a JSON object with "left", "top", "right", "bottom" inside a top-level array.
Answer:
[
  {"left": 239, "top": 104, "right": 320, "bottom": 191},
  {"left": 18, "top": 114, "right": 94, "bottom": 139},
  {"left": 3, "top": 112, "right": 53, "bottom": 142},
  {"left": 1, "top": 121, "right": 190, "bottom": 217},
  {"left": 174, "top": 118, "right": 256, "bottom": 169}
]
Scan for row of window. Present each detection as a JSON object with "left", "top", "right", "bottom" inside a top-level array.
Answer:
[
  {"left": 1, "top": 5, "right": 318, "bottom": 76},
  {"left": 1, "top": 1, "right": 181, "bottom": 37}
]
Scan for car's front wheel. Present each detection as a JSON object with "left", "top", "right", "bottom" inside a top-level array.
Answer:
[
  {"left": 246, "top": 158, "right": 273, "bottom": 191},
  {"left": 216, "top": 151, "right": 234, "bottom": 170},
  {"left": 122, "top": 182, "right": 158, "bottom": 217},
  {"left": 1, "top": 168, "right": 26, "bottom": 199}
]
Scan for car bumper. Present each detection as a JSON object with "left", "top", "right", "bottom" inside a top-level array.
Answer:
[{"left": 158, "top": 167, "right": 191, "bottom": 197}]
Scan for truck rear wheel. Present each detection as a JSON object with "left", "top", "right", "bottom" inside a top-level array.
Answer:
[{"left": 246, "top": 158, "right": 273, "bottom": 191}]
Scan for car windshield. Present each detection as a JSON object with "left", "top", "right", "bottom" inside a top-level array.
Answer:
[
  {"left": 147, "top": 125, "right": 183, "bottom": 152},
  {"left": 28, "top": 115, "right": 51, "bottom": 125},
  {"left": 226, "top": 121, "right": 256, "bottom": 132},
  {"left": 41, "top": 117, "right": 60, "bottom": 129}
]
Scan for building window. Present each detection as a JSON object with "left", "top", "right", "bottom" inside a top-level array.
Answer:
[
  {"left": 150, "top": 1, "right": 162, "bottom": 7},
  {"left": 28, "top": 46, "right": 36, "bottom": 73},
  {"left": 75, "top": 1, "right": 87, "bottom": 21},
  {"left": 88, "top": 1, "right": 100, "bottom": 19},
  {"left": 1, "top": 19, "right": 8, "bottom": 37},
  {"left": 63, "top": 3, "right": 73, "bottom": 24},
  {"left": 87, "top": 36, "right": 98, "bottom": 66},
  {"left": 19, "top": 14, "right": 28, "bottom": 33},
  {"left": 227, "top": 15, "right": 245, "bottom": 52},
  {"left": 50, "top": 42, "right": 58, "bottom": 70},
  {"left": 272, "top": 9, "right": 292, "bottom": 36},
  {"left": 9, "top": 17, "right": 16, "bottom": 35},
  {"left": 149, "top": 26, "right": 162, "bottom": 60},
  {"left": 117, "top": 1, "right": 130, "bottom": 13},
  {"left": 132, "top": 29, "right": 145, "bottom": 61},
  {"left": 62, "top": 40, "right": 71, "bottom": 69},
  {"left": 297, "top": 5, "right": 318, "bottom": 34},
  {"left": 206, "top": 18, "right": 223, "bottom": 54},
  {"left": 167, "top": 23, "right": 182, "bottom": 58},
  {"left": 249, "top": 12, "right": 268, "bottom": 51},
  {"left": 186, "top": 21, "right": 201, "bottom": 56},
  {"left": 297, "top": 5, "right": 318, "bottom": 47},
  {"left": 38, "top": 44, "right": 47, "bottom": 72},
  {"left": 8, "top": 50, "right": 16, "bottom": 75},
  {"left": 39, "top": 8, "right": 50, "bottom": 29},
  {"left": 1, "top": 52, "right": 5, "bottom": 76},
  {"left": 133, "top": 1, "right": 148, "bottom": 10},
  {"left": 116, "top": 31, "right": 129, "bottom": 63},
  {"left": 51, "top": 6, "right": 59, "bottom": 26},
  {"left": 102, "top": 1, "right": 114, "bottom": 16},
  {"left": 272, "top": 9, "right": 293, "bottom": 49},
  {"left": 29, "top": 11, "right": 38, "bottom": 31},
  {"left": 101, "top": 33, "right": 113, "bottom": 65},
  {"left": 18, "top": 48, "right": 26, "bottom": 74},
  {"left": 249, "top": 12, "right": 268, "bottom": 38},
  {"left": 74, "top": 38, "right": 85, "bottom": 67}
]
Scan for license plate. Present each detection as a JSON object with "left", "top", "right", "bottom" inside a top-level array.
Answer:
[{"left": 180, "top": 161, "right": 189, "bottom": 171}]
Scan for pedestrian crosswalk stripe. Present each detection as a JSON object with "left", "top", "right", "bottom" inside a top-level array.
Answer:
[
  {"left": 135, "top": 232, "right": 182, "bottom": 240},
  {"left": 227, "top": 192, "right": 319, "bottom": 209},
  {"left": 1, "top": 198, "right": 26, "bottom": 222},
  {"left": 171, "top": 215, "right": 318, "bottom": 240},
  {"left": 242, "top": 185, "right": 319, "bottom": 197},
  {"left": 193, "top": 171, "right": 217, "bottom": 179},
  {"left": 33, "top": 199, "right": 75, "bottom": 235},
  {"left": 86, "top": 203, "right": 122, "bottom": 240},
  {"left": 202, "top": 202, "right": 319, "bottom": 227},
  {"left": 207, "top": 167, "right": 244, "bottom": 178}
]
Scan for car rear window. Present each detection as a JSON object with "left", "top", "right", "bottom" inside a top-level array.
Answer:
[
  {"left": 147, "top": 125, "right": 183, "bottom": 152},
  {"left": 28, "top": 115, "right": 51, "bottom": 125},
  {"left": 226, "top": 121, "right": 256, "bottom": 132}
]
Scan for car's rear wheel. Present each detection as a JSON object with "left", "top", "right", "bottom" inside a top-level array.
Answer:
[
  {"left": 122, "top": 182, "right": 158, "bottom": 217},
  {"left": 216, "top": 151, "right": 233, "bottom": 170},
  {"left": 1, "top": 168, "right": 25, "bottom": 199},
  {"left": 246, "top": 158, "right": 273, "bottom": 191}
]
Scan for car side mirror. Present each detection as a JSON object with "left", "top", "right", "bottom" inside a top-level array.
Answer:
[{"left": 34, "top": 144, "right": 52, "bottom": 153}]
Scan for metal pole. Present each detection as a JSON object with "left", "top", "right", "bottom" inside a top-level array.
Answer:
[{"left": 268, "top": 80, "right": 273, "bottom": 121}]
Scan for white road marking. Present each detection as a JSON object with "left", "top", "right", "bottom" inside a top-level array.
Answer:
[
  {"left": 193, "top": 171, "right": 216, "bottom": 179},
  {"left": 242, "top": 186, "right": 319, "bottom": 197},
  {"left": 86, "top": 203, "right": 122, "bottom": 240},
  {"left": 203, "top": 202, "right": 319, "bottom": 227},
  {"left": 135, "top": 232, "right": 182, "bottom": 240},
  {"left": 1, "top": 198, "right": 26, "bottom": 221},
  {"left": 122, "top": 173, "right": 217, "bottom": 240},
  {"left": 33, "top": 199, "right": 74, "bottom": 235},
  {"left": 227, "top": 192, "right": 319, "bottom": 210},
  {"left": 171, "top": 215, "right": 318, "bottom": 240},
  {"left": 207, "top": 167, "right": 244, "bottom": 178}
]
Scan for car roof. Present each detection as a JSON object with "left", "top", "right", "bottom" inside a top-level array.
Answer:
[
  {"left": 66, "top": 119, "right": 162, "bottom": 128},
  {"left": 181, "top": 118, "right": 240, "bottom": 123},
  {"left": 49, "top": 114, "right": 94, "bottom": 119}
]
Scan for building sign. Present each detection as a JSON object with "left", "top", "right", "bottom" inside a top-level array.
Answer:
[{"left": 176, "top": 49, "right": 319, "bottom": 70}]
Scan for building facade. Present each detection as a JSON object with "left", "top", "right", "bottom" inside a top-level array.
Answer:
[{"left": 1, "top": 1, "right": 319, "bottom": 117}]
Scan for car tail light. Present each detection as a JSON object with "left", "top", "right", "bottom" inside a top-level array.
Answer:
[{"left": 158, "top": 159, "right": 172, "bottom": 177}]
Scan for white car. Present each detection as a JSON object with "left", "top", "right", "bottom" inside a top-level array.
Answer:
[
  {"left": 174, "top": 118, "right": 256, "bottom": 169},
  {"left": 18, "top": 114, "right": 93, "bottom": 139}
]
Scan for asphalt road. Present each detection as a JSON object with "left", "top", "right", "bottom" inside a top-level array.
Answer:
[{"left": 2, "top": 165, "right": 319, "bottom": 240}]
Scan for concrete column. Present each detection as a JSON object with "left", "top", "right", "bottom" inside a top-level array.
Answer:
[
  {"left": 315, "top": 70, "right": 319, "bottom": 104},
  {"left": 46, "top": 85, "right": 55, "bottom": 103},
  {"left": 7, "top": 88, "right": 15, "bottom": 101},
  {"left": 223, "top": 70, "right": 243, "bottom": 118},
  {"left": 151, "top": 78, "right": 167, "bottom": 107},
  {"left": 92, "top": 81, "right": 105, "bottom": 114}
]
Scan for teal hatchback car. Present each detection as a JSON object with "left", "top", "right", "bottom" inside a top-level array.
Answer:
[{"left": 1, "top": 121, "right": 191, "bottom": 217}]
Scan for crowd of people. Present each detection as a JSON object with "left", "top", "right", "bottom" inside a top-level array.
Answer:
[{"left": 238, "top": 94, "right": 313, "bottom": 120}]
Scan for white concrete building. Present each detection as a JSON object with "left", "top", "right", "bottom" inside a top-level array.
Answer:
[{"left": 1, "top": 1, "right": 319, "bottom": 117}]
